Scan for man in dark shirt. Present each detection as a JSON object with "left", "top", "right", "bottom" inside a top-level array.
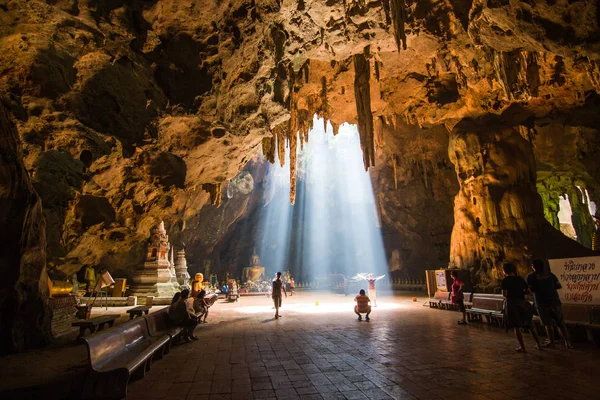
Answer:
[
  {"left": 526, "top": 259, "right": 573, "bottom": 349},
  {"left": 272, "top": 271, "right": 287, "bottom": 319}
]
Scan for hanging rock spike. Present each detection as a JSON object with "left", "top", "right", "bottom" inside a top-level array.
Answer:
[
  {"left": 353, "top": 51, "right": 375, "bottom": 170},
  {"left": 390, "top": 0, "right": 407, "bottom": 51},
  {"left": 202, "top": 183, "right": 222, "bottom": 207}
]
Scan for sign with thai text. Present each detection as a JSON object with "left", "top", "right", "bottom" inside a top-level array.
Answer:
[{"left": 549, "top": 256, "right": 600, "bottom": 305}]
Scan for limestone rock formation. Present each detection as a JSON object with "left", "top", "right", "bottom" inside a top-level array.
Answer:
[
  {"left": 0, "top": 105, "right": 52, "bottom": 354},
  {"left": 449, "top": 117, "right": 595, "bottom": 289},
  {"left": 1, "top": 0, "right": 600, "bottom": 350}
]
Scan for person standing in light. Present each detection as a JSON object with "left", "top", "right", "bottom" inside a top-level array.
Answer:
[
  {"left": 272, "top": 271, "right": 287, "bottom": 319},
  {"left": 360, "top": 273, "right": 385, "bottom": 307}
]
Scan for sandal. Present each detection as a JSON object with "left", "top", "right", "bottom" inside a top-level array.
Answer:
[
  {"left": 534, "top": 345, "right": 542, "bottom": 351},
  {"left": 516, "top": 347, "right": 527, "bottom": 353},
  {"left": 458, "top": 321, "right": 468, "bottom": 325}
]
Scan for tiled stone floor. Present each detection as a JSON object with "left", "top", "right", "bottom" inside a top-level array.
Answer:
[{"left": 127, "top": 292, "right": 598, "bottom": 400}]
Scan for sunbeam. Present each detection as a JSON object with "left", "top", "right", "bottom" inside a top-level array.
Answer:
[{"left": 255, "top": 116, "right": 388, "bottom": 289}]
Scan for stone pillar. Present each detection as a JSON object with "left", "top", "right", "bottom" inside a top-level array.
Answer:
[
  {"left": 174, "top": 248, "right": 191, "bottom": 288},
  {"left": 448, "top": 119, "right": 593, "bottom": 289}
]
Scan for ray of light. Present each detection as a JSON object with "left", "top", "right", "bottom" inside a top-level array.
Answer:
[{"left": 256, "top": 116, "right": 389, "bottom": 290}]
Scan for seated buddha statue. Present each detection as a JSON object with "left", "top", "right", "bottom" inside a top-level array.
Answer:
[
  {"left": 242, "top": 250, "right": 265, "bottom": 282},
  {"left": 191, "top": 272, "right": 204, "bottom": 298}
]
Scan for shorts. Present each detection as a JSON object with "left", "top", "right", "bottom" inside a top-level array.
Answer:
[
  {"left": 537, "top": 304, "right": 564, "bottom": 327},
  {"left": 455, "top": 299, "right": 465, "bottom": 313},
  {"left": 504, "top": 299, "right": 533, "bottom": 329},
  {"left": 273, "top": 296, "right": 282, "bottom": 308}
]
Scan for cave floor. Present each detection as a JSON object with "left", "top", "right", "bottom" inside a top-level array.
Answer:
[{"left": 124, "top": 291, "right": 598, "bottom": 400}]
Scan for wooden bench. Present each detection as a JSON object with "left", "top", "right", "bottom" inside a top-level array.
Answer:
[
  {"left": 81, "top": 317, "right": 170, "bottom": 399},
  {"left": 466, "top": 294, "right": 504, "bottom": 325},
  {"left": 428, "top": 291, "right": 450, "bottom": 308},
  {"left": 72, "top": 314, "right": 120, "bottom": 341},
  {"left": 144, "top": 308, "right": 183, "bottom": 350},
  {"left": 127, "top": 305, "right": 151, "bottom": 319}
]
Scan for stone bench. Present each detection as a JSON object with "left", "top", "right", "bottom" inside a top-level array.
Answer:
[
  {"left": 466, "top": 294, "right": 504, "bottom": 325},
  {"left": 72, "top": 314, "right": 120, "bottom": 341},
  {"left": 80, "top": 317, "right": 170, "bottom": 399},
  {"left": 428, "top": 291, "right": 450, "bottom": 308},
  {"left": 127, "top": 305, "right": 151, "bottom": 319}
]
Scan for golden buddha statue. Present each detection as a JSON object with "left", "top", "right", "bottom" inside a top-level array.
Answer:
[
  {"left": 191, "top": 272, "right": 204, "bottom": 298},
  {"left": 242, "top": 250, "right": 265, "bottom": 282},
  {"left": 83, "top": 264, "right": 96, "bottom": 292}
]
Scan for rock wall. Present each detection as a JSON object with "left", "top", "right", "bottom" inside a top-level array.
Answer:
[
  {"left": 0, "top": 105, "right": 52, "bottom": 354},
  {"left": 449, "top": 117, "right": 595, "bottom": 290}
]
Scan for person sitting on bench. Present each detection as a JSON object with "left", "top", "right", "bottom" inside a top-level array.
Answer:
[
  {"left": 354, "top": 289, "right": 371, "bottom": 321},
  {"left": 190, "top": 290, "right": 210, "bottom": 323},
  {"left": 168, "top": 289, "right": 198, "bottom": 342}
]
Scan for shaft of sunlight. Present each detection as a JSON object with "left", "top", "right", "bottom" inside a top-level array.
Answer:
[{"left": 256, "top": 116, "right": 389, "bottom": 290}]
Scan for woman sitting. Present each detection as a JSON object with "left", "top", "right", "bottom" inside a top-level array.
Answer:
[{"left": 167, "top": 289, "right": 199, "bottom": 342}]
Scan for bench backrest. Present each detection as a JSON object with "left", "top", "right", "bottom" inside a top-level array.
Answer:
[
  {"left": 434, "top": 291, "right": 450, "bottom": 301},
  {"left": 592, "top": 306, "right": 600, "bottom": 325},
  {"left": 144, "top": 308, "right": 173, "bottom": 337},
  {"left": 562, "top": 304, "right": 592, "bottom": 324},
  {"left": 84, "top": 318, "right": 149, "bottom": 370},
  {"left": 471, "top": 294, "right": 504, "bottom": 312},
  {"left": 463, "top": 292, "right": 473, "bottom": 302}
]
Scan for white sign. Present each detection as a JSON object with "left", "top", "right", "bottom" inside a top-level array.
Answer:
[
  {"left": 549, "top": 256, "right": 600, "bottom": 305},
  {"left": 435, "top": 271, "right": 447, "bottom": 290}
]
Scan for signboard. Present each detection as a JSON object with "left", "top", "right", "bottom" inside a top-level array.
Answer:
[
  {"left": 435, "top": 270, "right": 447, "bottom": 291},
  {"left": 549, "top": 256, "right": 600, "bottom": 305}
]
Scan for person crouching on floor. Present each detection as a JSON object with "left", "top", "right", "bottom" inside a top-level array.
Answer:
[
  {"left": 354, "top": 289, "right": 371, "bottom": 321},
  {"left": 168, "top": 289, "right": 199, "bottom": 342}
]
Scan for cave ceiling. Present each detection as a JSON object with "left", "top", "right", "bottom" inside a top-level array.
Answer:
[{"left": 1, "top": 0, "right": 600, "bottom": 281}]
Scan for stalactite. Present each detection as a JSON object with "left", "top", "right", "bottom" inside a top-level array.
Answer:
[
  {"left": 331, "top": 122, "right": 339, "bottom": 135},
  {"left": 202, "top": 183, "right": 222, "bottom": 207},
  {"left": 261, "top": 136, "right": 276, "bottom": 164},
  {"left": 289, "top": 131, "right": 297, "bottom": 205},
  {"left": 393, "top": 154, "right": 398, "bottom": 190},
  {"left": 390, "top": 0, "right": 407, "bottom": 51},
  {"left": 353, "top": 52, "right": 375, "bottom": 170},
  {"left": 275, "top": 125, "right": 286, "bottom": 167}
]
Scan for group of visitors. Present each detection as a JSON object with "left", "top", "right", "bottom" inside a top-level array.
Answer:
[
  {"left": 450, "top": 259, "right": 573, "bottom": 353},
  {"left": 167, "top": 288, "right": 211, "bottom": 342}
]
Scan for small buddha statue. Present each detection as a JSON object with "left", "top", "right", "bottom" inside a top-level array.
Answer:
[{"left": 83, "top": 264, "right": 96, "bottom": 292}]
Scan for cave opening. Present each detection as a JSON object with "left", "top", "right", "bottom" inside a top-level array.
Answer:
[
  {"left": 557, "top": 187, "right": 597, "bottom": 242},
  {"left": 254, "top": 116, "right": 388, "bottom": 286}
]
